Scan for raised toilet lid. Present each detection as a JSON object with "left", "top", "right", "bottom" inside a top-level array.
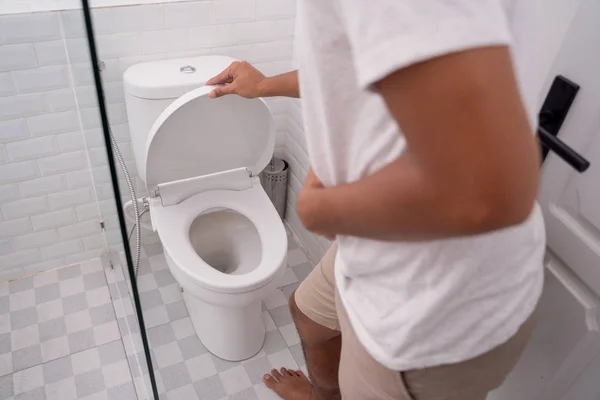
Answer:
[{"left": 144, "top": 85, "right": 275, "bottom": 193}]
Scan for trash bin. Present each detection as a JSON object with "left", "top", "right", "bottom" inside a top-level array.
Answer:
[{"left": 259, "top": 158, "right": 288, "bottom": 219}]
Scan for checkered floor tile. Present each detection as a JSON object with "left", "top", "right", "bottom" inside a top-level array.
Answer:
[
  {"left": 0, "top": 259, "right": 136, "bottom": 399},
  {"left": 138, "top": 229, "right": 313, "bottom": 400}
]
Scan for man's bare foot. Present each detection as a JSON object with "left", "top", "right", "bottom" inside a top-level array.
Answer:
[{"left": 263, "top": 367, "right": 313, "bottom": 400}]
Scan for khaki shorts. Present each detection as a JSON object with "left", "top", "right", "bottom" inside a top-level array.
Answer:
[{"left": 295, "top": 243, "right": 537, "bottom": 400}]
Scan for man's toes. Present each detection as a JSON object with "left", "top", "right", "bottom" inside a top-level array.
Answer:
[
  {"left": 295, "top": 370, "right": 306, "bottom": 378},
  {"left": 264, "top": 374, "right": 278, "bottom": 389},
  {"left": 281, "top": 367, "right": 293, "bottom": 376},
  {"left": 271, "top": 369, "right": 283, "bottom": 379}
]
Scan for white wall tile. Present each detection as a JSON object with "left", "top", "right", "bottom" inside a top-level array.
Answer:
[
  {"left": 0, "top": 239, "right": 10, "bottom": 255},
  {"left": 212, "top": 0, "right": 255, "bottom": 23},
  {"left": 12, "top": 66, "right": 70, "bottom": 94},
  {"left": 0, "top": 248, "right": 41, "bottom": 269},
  {"left": 247, "top": 40, "right": 293, "bottom": 63},
  {"left": 0, "top": 119, "right": 28, "bottom": 143},
  {"left": 164, "top": 2, "right": 211, "bottom": 28},
  {"left": 22, "top": 258, "right": 64, "bottom": 275},
  {"left": 102, "top": 81, "right": 125, "bottom": 104},
  {"left": 1, "top": 196, "right": 49, "bottom": 219},
  {"left": 166, "top": 48, "right": 211, "bottom": 59},
  {"left": 0, "top": 94, "right": 47, "bottom": 120},
  {"left": 0, "top": 218, "right": 32, "bottom": 239},
  {"left": 0, "top": 160, "right": 38, "bottom": 185},
  {"left": 83, "top": 128, "right": 105, "bottom": 149},
  {"left": 73, "top": 86, "right": 100, "bottom": 108},
  {"left": 5, "top": 136, "right": 58, "bottom": 162},
  {"left": 40, "top": 238, "right": 82, "bottom": 260},
  {"left": 75, "top": 203, "right": 100, "bottom": 221},
  {"left": 116, "top": 54, "right": 166, "bottom": 76},
  {"left": 64, "top": 249, "right": 102, "bottom": 264},
  {"left": 65, "top": 38, "right": 91, "bottom": 63},
  {"left": 80, "top": 107, "right": 102, "bottom": 129},
  {"left": 234, "top": 19, "right": 294, "bottom": 44},
  {"left": 97, "top": 59, "right": 121, "bottom": 82},
  {"left": 31, "top": 208, "right": 78, "bottom": 230},
  {"left": 142, "top": 29, "right": 189, "bottom": 54},
  {"left": 189, "top": 24, "right": 234, "bottom": 48},
  {"left": 0, "top": 144, "right": 6, "bottom": 163},
  {"left": 48, "top": 187, "right": 93, "bottom": 209},
  {"left": 256, "top": 0, "right": 296, "bottom": 19},
  {"left": 0, "top": 44, "right": 37, "bottom": 72},
  {"left": 60, "top": 9, "right": 114, "bottom": 38},
  {"left": 27, "top": 110, "right": 80, "bottom": 137},
  {"left": 58, "top": 220, "right": 100, "bottom": 240},
  {"left": 72, "top": 62, "right": 95, "bottom": 86},
  {"left": 65, "top": 170, "right": 93, "bottom": 189},
  {"left": 0, "top": 13, "right": 61, "bottom": 44},
  {"left": 0, "top": 184, "right": 19, "bottom": 202},
  {"left": 12, "top": 229, "right": 59, "bottom": 251},
  {"left": 18, "top": 175, "right": 67, "bottom": 198},
  {"left": 57, "top": 132, "right": 85, "bottom": 152},
  {"left": 97, "top": 33, "right": 142, "bottom": 59},
  {"left": 35, "top": 41, "right": 68, "bottom": 67},
  {"left": 0, "top": 72, "right": 15, "bottom": 97},
  {"left": 90, "top": 165, "right": 111, "bottom": 184},
  {"left": 107, "top": 103, "right": 128, "bottom": 124},
  {"left": 112, "top": 5, "right": 163, "bottom": 32},
  {"left": 95, "top": 183, "right": 115, "bottom": 200},
  {"left": 38, "top": 151, "right": 88, "bottom": 175},
  {"left": 46, "top": 89, "right": 77, "bottom": 111},
  {"left": 82, "top": 234, "right": 105, "bottom": 251}
]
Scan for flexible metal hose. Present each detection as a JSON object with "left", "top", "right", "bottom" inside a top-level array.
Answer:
[{"left": 108, "top": 128, "right": 142, "bottom": 277}]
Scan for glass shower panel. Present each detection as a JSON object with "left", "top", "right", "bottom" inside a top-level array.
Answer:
[
  {"left": 0, "top": 3, "right": 153, "bottom": 399},
  {"left": 62, "top": 3, "right": 159, "bottom": 399}
]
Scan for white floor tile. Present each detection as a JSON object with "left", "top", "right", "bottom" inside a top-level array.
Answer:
[
  {"left": 267, "top": 348, "right": 298, "bottom": 371},
  {"left": 186, "top": 353, "right": 217, "bottom": 382},
  {"left": 279, "top": 324, "right": 301, "bottom": 347},
  {"left": 263, "top": 289, "right": 287, "bottom": 310},
  {"left": 261, "top": 312, "right": 277, "bottom": 332},
  {"left": 45, "top": 376, "right": 77, "bottom": 400},
  {"left": 254, "top": 383, "right": 281, "bottom": 400},
  {"left": 13, "top": 364, "right": 43, "bottom": 394},
  {"left": 278, "top": 268, "right": 298, "bottom": 287},
  {"left": 219, "top": 365, "right": 252, "bottom": 395}
]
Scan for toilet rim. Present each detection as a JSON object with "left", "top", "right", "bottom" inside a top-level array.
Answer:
[{"left": 150, "top": 185, "right": 288, "bottom": 294}]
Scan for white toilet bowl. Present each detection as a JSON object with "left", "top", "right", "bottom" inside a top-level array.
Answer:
[
  {"left": 123, "top": 56, "right": 288, "bottom": 361},
  {"left": 150, "top": 185, "right": 287, "bottom": 361}
]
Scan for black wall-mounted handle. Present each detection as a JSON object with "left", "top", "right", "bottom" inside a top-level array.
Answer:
[
  {"left": 538, "top": 126, "right": 590, "bottom": 173},
  {"left": 538, "top": 75, "right": 590, "bottom": 173}
]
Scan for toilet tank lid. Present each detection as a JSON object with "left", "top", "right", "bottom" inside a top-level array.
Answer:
[
  {"left": 124, "top": 55, "right": 236, "bottom": 99},
  {"left": 144, "top": 85, "right": 275, "bottom": 192}
]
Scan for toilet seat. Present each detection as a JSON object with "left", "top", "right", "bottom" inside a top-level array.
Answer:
[
  {"left": 143, "top": 79, "right": 286, "bottom": 295},
  {"left": 149, "top": 183, "right": 287, "bottom": 294}
]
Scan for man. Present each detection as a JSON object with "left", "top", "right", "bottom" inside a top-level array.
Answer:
[{"left": 207, "top": 1, "right": 544, "bottom": 399}]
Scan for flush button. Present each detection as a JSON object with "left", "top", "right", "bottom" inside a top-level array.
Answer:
[{"left": 180, "top": 65, "right": 196, "bottom": 74}]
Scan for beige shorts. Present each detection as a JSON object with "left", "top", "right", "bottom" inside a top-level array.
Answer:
[{"left": 295, "top": 243, "right": 537, "bottom": 400}]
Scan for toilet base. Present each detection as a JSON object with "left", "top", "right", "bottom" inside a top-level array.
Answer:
[{"left": 184, "top": 292, "right": 266, "bottom": 361}]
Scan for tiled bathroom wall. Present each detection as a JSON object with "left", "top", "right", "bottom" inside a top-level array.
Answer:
[
  {"left": 0, "top": 12, "right": 106, "bottom": 280},
  {"left": 283, "top": 99, "right": 331, "bottom": 263},
  {"left": 0, "top": 0, "right": 299, "bottom": 279}
]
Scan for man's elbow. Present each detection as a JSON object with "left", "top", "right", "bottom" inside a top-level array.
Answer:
[{"left": 468, "top": 195, "right": 536, "bottom": 233}]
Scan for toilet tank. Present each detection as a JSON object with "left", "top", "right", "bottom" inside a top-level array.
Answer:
[{"left": 123, "top": 56, "right": 237, "bottom": 183}]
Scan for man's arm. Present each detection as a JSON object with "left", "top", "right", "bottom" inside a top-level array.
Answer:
[
  {"left": 298, "top": 46, "right": 540, "bottom": 241},
  {"left": 206, "top": 61, "right": 299, "bottom": 99}
]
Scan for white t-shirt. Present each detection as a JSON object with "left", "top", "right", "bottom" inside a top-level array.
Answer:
[{"left": 295, "top": 0, "right": 546, "bottom": 370}]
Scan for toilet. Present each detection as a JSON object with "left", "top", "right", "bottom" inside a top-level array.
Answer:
[{"left": 123, "top": 56, "right": 288, "bottom": 361}]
